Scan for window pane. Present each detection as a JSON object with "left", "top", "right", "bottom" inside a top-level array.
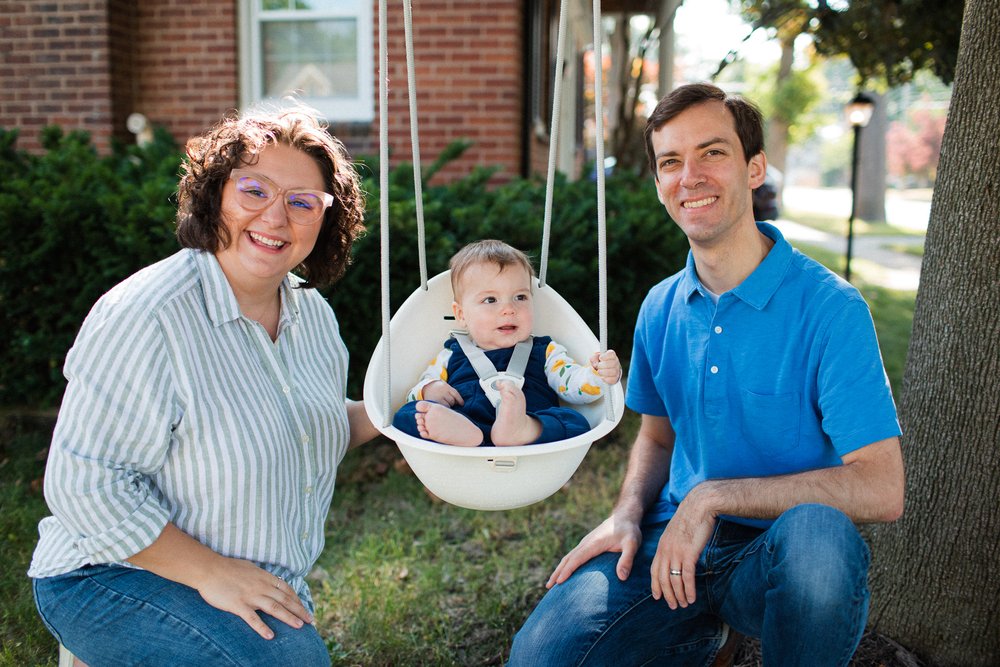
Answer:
[
  {"left": 262, "top": 20, "right": 358, "bottom": 99},
  {"left": 294, "top": 1, "right": 347, "bottom": 11},
  {"left": 260, "top": 1, "right": 347, "bottom": 12}
]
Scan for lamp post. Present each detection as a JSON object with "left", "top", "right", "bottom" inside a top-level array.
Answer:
[{"left": 844, "top": 92, "right": 875, "bottom": 282}]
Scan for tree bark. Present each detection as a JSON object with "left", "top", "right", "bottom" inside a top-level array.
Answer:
[{"left": 866, "top": 1, "right": 1000, "bottom": 664}]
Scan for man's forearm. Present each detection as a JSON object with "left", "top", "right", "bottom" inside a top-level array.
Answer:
[
  {"left": 686, "top": 437, "right": 904, "bottom": 525},
  {"left": 614, "top": 415, "right": 675, "bottom": 523}
]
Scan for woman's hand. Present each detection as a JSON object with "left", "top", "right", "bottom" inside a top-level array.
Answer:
[
  {"left": 127, "top": 523, "right": 313, "bottom": 640},
  {"left": 197, "top": 556, "right": 314, "bottom": 640}
]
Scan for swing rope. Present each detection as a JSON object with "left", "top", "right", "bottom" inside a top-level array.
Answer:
[
  {"left": 538, "top": 0, "right": 569, "bottom": 290},
  {"left": 589, "top": 0, "right": 614, "bottom": 421},
  {"left": 377, "top": 0, "right": 611, "bottom": 427},
  {"left": 378, "top": 0, "right": 391, "bottom": 426},
  {"left": 403, "top": 0, "right": 428, "bottom": 290}
]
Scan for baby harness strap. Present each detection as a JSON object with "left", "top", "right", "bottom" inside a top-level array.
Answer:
[{"left": 451, "top": 331, "right": 534, "bottom": 408}]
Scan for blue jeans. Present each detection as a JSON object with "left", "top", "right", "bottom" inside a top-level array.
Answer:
[
  {"left": 33, "top": 564, "right": 330, "bottom": 666},
  {"left": 508, "top": 504, "right": 871, "bottom": 667}
]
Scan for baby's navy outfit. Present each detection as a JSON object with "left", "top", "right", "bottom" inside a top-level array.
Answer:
[{"left": 393, "top": 336, "right": 592, "bottom": 446}]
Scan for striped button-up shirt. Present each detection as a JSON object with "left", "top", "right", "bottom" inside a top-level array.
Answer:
[{"left": 29, "top": 249, "right": 351, "bottom": 607}]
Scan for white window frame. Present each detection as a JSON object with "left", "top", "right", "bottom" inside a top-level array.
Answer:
[{"left": 239, "top": 0, "right": 374, "bottom": 122}]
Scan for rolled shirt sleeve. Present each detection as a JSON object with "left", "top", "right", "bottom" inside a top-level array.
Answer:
[{"left": 41, "top": 298, "right": 176, "bottom": 565}]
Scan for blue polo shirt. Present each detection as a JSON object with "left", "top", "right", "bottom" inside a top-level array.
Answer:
[{"left": 626, "top": 223, "right": 901, "bottom": 527}]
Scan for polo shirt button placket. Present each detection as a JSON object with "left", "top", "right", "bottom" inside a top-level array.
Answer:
[
  {"left": 711, "top": 321, "right": 724, "bottom": 375},
  {"left": 704, "top": 317, "right": 727, "bottom": 415}
]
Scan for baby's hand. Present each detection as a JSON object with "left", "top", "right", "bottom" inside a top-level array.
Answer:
[
  {"left": 421, "top": 380, "right": 465, "bottom": 407},
  {"left": 589, "top": 350, "right": 622, "bottom": 385}
]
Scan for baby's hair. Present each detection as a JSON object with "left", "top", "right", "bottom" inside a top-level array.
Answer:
[{"left": 449, "top": 240, "right": 536, "bottom": 299}]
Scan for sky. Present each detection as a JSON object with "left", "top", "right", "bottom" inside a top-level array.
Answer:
[{"left": 672, "top": 0, "right": 783, "bottom": 79}]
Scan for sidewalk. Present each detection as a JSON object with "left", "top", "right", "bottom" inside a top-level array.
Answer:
[{"left": 774, "top": 187, "right": 927, "bottom": 291}]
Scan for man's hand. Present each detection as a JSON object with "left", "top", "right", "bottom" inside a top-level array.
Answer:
[
  {"left": 546, "top": 513, "right": 643, "bottom": 588},
  {"left": 421, "top": 380, "right": 464, "bottom": 407},
  {"left": 197, "top": 556, "right": 314, "bottom": 640},
  {"left": 649, "top": 485, "right": 718, "bottom": 609}
]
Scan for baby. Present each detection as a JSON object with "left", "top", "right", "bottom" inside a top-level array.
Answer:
[{"left": 392, "top": 240, "right": 621, "bottom": 447}]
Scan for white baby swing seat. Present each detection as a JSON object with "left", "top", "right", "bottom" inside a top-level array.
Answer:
[
  {"left": 363, "top": 271, "right": 624, "bottom": 511},
  {"left": 364, "top": 0, "right": 619, "bottom": 510}
]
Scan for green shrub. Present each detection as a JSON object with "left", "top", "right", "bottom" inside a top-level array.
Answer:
[
  {"left": 0, "top": 127, "right": 183, "bottom": 406},
  {"left": 0, "top": 131, "right": 687, "bottom": 407}
]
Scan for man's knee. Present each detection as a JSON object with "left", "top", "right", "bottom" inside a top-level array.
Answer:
[
  {"left": 508, "top": 553, "right": 627, "bottom": 666},
  {"left": 768, "top": 504, "right": 870, "bottom": 610},
  {"left": 508, "top": 579, "right": 593, "bottom": 665}
]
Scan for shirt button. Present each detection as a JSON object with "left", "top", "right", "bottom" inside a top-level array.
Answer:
[
  {"left": 710, "top": 365, "right": 719, "bottom": 374},
  {"left": 714, "top": 326, "right": 723, "bottom": 334},
  {"left": 301, "top": 531, "right": 309, "bottom": 540},
  {"left": 300, "top": 434, "right": 310, "bottom": 445},
  {"left": 304, "top": 485, "right": 313, "bottom": 495},
  {"left": 282, "top": 385, "right": 291, "bottom": 394}
]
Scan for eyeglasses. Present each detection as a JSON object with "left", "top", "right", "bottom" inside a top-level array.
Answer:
[{"left": 228, "top": 169, "right": 334, "bottom": 226}]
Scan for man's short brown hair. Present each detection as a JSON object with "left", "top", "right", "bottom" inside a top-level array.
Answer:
[{"left": 644, "top": 83, "right": 765, "bottom": 173}]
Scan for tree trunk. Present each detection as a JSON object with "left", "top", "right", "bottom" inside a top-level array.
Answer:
[
  {"left": 866, "top": 1, "right": 1000, "bottom": 665},
  {"left": 607, "top": 14, "right": 629, "bottom": 159},
  {"left": 857, "top": 91, "right": 887, "bottom": 223},
  {"left": 657, "top": 0, "right": 683, "bottom": 98},
  {"left": 765, "top": 36, "right": 794, "bottom": 176}
]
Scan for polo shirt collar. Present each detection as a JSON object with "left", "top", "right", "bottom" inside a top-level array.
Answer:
[
  {"left": 681, "top": 222, "right": 792, "bottom": 310},
  {"left": 193, "top": 249, "right": 302, "bottom": 328}
]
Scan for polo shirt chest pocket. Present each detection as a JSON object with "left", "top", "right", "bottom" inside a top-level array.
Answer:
[{"left": 739, "top": 389, "right": 802, "bottom": 455}]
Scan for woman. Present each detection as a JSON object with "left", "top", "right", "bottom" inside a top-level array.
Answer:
[{"left": 29, "top": 108, "right": 377, "bottom": 666}]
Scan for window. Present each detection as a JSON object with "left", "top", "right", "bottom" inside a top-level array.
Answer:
[
  {"left": 526, "top": 0, "right": 554, "bottom": 138},
  {"left": 239, "top": 0, "right": 374, "bottom": 122}
]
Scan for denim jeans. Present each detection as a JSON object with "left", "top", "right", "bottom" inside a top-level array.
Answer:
[
  {"left": 508, "top": 504, "right": 871, "bottom": 667},
  {"left": 33, "top": 564, "right": 331, "bottom": 667}
]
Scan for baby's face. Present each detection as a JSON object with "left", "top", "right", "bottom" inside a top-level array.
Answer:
[{"left": 452, "top": 262, "right": 534, "bottom": 350}]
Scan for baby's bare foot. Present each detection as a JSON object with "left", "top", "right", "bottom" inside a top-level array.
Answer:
[
  {"left": 491, "top": 382, "right": 542, "bottom": 446},
  {"left": 415, "top": 401, "right": 483, "bottom": 446}
]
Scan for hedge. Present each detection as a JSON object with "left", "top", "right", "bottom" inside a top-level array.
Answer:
[{"left": 0, "top": 127, "right": 687, "bottom": 407}]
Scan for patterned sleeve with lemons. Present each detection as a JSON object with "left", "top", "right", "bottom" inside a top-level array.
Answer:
[
  {"left": 405, "top": 348, "right": 454, "bottom": 402},
  {"left": 543, "top": 339, "right": 606, "bottom": 405}
]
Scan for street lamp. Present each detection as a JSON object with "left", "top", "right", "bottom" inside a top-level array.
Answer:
[{"left": 844, "top": 92, "right": 876, "bottom": 282}]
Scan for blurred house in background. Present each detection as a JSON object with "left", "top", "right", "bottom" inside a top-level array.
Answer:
[{"left": 1, "top": 0, "right": 642, "bottom": 184}]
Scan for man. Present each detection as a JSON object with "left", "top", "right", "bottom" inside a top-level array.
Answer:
[{"left": 507, "top": 83, "right": 904, "bottom": 666}]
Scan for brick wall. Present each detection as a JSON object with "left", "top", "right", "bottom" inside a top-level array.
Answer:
[
  {"left": 132, "top": 0, "right": 238, "bottom": 146},
  {"left": 0, "top": 0, "right": 238, "bottom": 154},
  {"left": 0, "top": 1, "right": 116, "bottom": 153},
  {"left": 332, "top": 0, "right": 526, "bottom": 184}
]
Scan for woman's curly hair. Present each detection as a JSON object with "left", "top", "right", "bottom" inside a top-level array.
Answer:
[{"left": 176, "top": 107, "right": 366, "bottom": 288}]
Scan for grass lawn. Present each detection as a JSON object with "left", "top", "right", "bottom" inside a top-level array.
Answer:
[
  {"left": 0, "top": 260, "right": 916, "bottom": 666},
  {"left": 783, "top": 208, "right": 924, "bottom": 238},
  {"left": 0, "top": 421, "right": 58, "bottom": 667},
  {"left": 881, "top": 242, "right": 925, "bottom": 258}
]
